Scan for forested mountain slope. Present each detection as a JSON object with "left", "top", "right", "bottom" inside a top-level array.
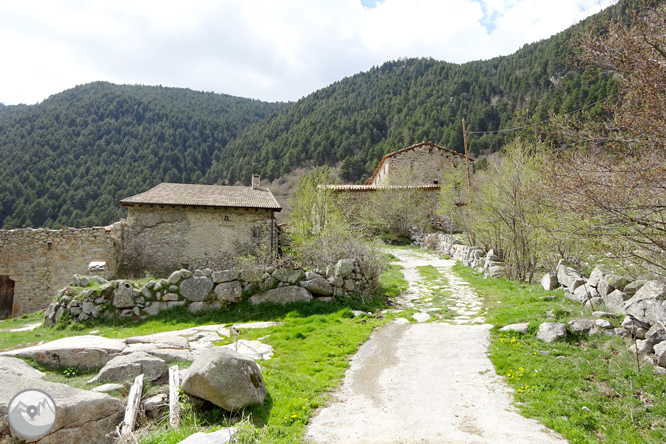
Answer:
[
  {"left": 205, "top": 1, "right": 628, "bottom": 186},
  {"left": 0, "top": 82, "right": 287, "bottom": 228}
]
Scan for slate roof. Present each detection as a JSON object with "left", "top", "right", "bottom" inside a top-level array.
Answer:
[
  {"left": 364, "top": 141, "right": 472, "bottom": 185},
  {"left": 120, "top": 183, "right": 282, "bottom": 211}
]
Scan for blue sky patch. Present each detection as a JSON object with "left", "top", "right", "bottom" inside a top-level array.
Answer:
[{"left": 361, "top": 0, "right": 385, "bottom": 9}]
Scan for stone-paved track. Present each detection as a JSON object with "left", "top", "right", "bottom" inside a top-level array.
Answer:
[{"left": 305, "top": 248, "right": 566, "bottom": 444}]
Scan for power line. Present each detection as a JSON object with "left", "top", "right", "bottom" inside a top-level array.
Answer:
[{"left": 468, "top": 92, "right": 620, "bottom": 135}]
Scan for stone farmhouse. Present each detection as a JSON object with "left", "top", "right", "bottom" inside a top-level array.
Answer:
[
  {"left": 364, "top": 141, "right": 469, "bottom": 186},
  {"left": 330, "top": 141, "right": 471, "bottom": 229},
  {"left": 0, "top": 175, "right": 281, "bottom": 319},
  {"left": 120, "top": 176, "right": 281, "bottom": 274}
]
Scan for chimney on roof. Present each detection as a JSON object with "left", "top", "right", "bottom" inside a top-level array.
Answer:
[{"left": 252, "top": 174, "right": 260, "bottom": 189}]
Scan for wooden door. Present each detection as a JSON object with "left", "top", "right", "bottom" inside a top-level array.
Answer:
[{"left": 0, "top": 276, "right": 14, "bottom": 320}]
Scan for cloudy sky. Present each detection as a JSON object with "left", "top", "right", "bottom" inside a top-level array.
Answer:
[{"left": 0, "top": 0, "right": 615, "bottom": 105}]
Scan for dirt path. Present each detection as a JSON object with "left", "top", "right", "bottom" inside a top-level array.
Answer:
[{"left": 305, "top": 248, "right": 566, "bottom": 444}]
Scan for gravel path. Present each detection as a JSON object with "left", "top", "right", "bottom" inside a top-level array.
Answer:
[{"left": 305, "top": 248, "right": 566, "bottom": 444}]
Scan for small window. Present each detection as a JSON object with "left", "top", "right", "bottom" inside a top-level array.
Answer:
[
  {"left": 252, "top": 228, "right": 262, "bottom": 238},
  {"left": 433, "top": 180, "right": 439, "bottom": 185},
  {"left": 224, "top": 215, "right": 229, "bottom": 221}
]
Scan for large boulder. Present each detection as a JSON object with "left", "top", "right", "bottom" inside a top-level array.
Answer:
[
  {"left": 540, "top": 272, "right": 558, "bottom": 291},
  {"left": 181, "top": 348, "right": 267, "bottom": 412},
  {"left": 622, "top": 280, "right": 666, "bottom": 327},
  {"left": 0, "top": 336, "right": 127, "bottom": 369},
  {"left": 180, "top": 277, "right": 214, "bottom": 302},
  {"left": 272, "top": 268, "right": 304, "bottom": 285},
  {"left": 215, "top": 281, "right": 243, "bottom": 303},
  {"left": 249, "top": 286, "right": 312, "bottom": 305},
  {"left": 300, "top": 276, "right": 334, "bottom": 296},
  {"left": 113, "top": 281, "right": 135, "bottom": 308},
  {"left": 536, "top": 323, "right": 567, "bottom": 343},
  {"left": 0, "top": 356, "right": 45, "bottom": 379},
  {"left": 334, "top": 259, "right": 355, "bottom": 278},
  {"left": 0, "top": 372, "right": 124, "bottom": 444},
  {"left": 603, "top": 289, "right": 630, "bottom": 314},
  {"left": 89, "top": 351, "right": 167, "bottom": 384},
  {"left": 556, "top": 263, "right": 585, "bottom": 289}
]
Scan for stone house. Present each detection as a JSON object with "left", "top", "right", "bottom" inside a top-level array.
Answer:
[
  {"left": 364, "top": 141, "right": 469, "bottom": 186},
  {"left": 120, "top": 176, "right": 281, "bottom": 274},
  {"left": 329, "top": 141, "right": 471, "bottom": 231}
]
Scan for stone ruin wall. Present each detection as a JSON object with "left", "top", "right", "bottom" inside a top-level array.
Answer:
[
  {"left": 123, "top": 206, "right": 278, "bottom": 274},
  {"left": 0, "top": 226, "right": 121, "bottom": 316},
  {"left": 373, "top": 145, "right": 467, "bottom": 186}
]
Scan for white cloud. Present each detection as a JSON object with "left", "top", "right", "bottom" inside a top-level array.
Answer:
[{"left": 0, "top": 0, "right": 616, "bottom": 105}]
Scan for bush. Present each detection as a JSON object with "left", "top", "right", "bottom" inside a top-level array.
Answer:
[{"left": 287, "top": 167, "right": 387, "bottom": 289}]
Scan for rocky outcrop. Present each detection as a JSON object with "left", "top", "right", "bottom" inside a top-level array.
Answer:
[
  {"left": 0, "top": 335, "right": 126, "bottom": 369},
  {"left": 181, "top": 348, "right": 267, "bottom": 412},
  {"left": 0, "top": 324, "right": 274, "bottom": 369},
  {"left": 0, "top": 371, "right": 124, "bottom": 444}
]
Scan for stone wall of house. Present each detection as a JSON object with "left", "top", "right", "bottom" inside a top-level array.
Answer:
[
  {"left": 123, "top": 206, "right": 278, "bottom": 274},
  {"left": 0, "top": 225, "right": 121, "bottom": 317},
  {"left": 372, "top": 145, "right": 467, "bottom": 186}
]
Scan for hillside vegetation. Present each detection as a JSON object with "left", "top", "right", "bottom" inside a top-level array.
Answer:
[
  {"left": 0, "top": 83, "right": 287, "bottom": 228},
  {"left": 0, "top": 1, "right": 638, "bottom": 229}
]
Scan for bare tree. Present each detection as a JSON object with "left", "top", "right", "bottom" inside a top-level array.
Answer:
[{"left": 549, "top": 3, "right": 666, "bottom": 275}]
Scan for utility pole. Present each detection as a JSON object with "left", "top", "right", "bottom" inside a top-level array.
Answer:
[{"left": 462, "top": 119, "right": 472, "bottom": 203}]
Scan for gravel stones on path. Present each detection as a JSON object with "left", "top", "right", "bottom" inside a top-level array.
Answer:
[{"left": 388, "top": 249, "right": 485, "bottom": 325}]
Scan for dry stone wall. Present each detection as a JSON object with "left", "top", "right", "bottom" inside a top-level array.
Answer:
[
  {"left": 44, "top": 259, "right": 371, "bottom": 326},
  {"left": 123, "top": 206, "right": 278, "bottom": 273},
  {"left": 0, "top": 225, "right": 121, "bottom": 317}
]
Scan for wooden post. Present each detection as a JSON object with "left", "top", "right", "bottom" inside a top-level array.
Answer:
[
  {"left": 169, "top": 366, "right": 181, "bottom": 429},
  {"left": 121, "top": 374, "right": 144, "bottom": 440},
  {"left": 462, "top": 119, "right": 472, "bottom": 203}
]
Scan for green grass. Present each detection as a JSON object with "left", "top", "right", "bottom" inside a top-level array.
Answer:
[
  {"left": 455, "top": 264, "right": 666, "bottom": 444},
  {"left": 0, "top": 311, "right": 44, "bottom": 329},
  {"left": 378, "top": 264, "right": 409, "bottom": 298}
]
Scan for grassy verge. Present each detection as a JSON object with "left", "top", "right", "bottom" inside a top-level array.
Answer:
[
  {"left": 454, "top": 264, "right": 666, "bottom": 444},
  {"left": 379, "top": 264, "right": 409, "bottom": 298}
]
